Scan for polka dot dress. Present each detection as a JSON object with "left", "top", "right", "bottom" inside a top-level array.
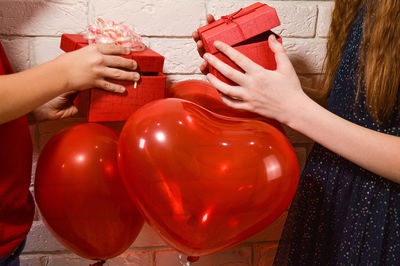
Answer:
[{"left": 274, "top": 6, "right": 400, "bottom": 266}]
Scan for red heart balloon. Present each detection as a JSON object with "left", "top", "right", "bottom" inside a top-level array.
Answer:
[
  {"left": 118, "top": 98, "right": 299, "bottom": 256},
  {"left": 166, "top": 80, "right": 284, "bottom": 133},
  {"left": 34, "top": 123, "right": 143, "bottom": 260}
]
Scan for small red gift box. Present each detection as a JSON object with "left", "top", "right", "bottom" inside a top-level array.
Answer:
[
  {"left": 60, "top": 34, "right": 166, "bottom": 122},
  {"left": 198, "top": 2, "right": 281, "bottom": 84}
]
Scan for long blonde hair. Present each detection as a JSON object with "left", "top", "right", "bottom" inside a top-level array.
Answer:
[{"left": 319, "top": 0, "right": 400, "bottom": 124}]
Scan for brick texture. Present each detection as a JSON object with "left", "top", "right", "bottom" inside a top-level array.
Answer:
[{"left": 0, "top": 0, "right": 332, "bottom": 265}]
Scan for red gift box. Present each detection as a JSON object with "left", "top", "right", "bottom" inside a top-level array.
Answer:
[
  {"left": 60, "top": 34, "right": 166, "bottom": 122},
  {"left": 198, "top": 2, "right": 281, "bottom": 85}
]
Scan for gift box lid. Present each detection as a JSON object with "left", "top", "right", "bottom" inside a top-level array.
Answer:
[
  {"left": 198, "top": 2, "right": 280, "bottom": 54},
  {"left": 60, "top": 34, "right": 164, "bottom": 73},
  {"left": 60, "top": 34, "right": 87, "bottom": 52}
]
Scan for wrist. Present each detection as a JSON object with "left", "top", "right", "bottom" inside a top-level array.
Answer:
[
  {"left": 26, "top": 111, "right": 37, "bottom": 125},
  {"left": 284, "top": 91, "right": 317, "bottom": 131},
  {"left": 27, "top": 107, "right": 48, "bottom": 125},
  {"left": 53, "top": 54, "right": 73, "bottom": 93}
]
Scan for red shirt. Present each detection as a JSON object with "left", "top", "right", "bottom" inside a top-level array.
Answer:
[{"left": 0, "top": 42, "right": 35, "bottom": 257}]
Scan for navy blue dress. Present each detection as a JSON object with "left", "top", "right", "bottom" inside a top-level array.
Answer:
[{"left": 274, "top": 7, "right": 400, "bottom": 266}]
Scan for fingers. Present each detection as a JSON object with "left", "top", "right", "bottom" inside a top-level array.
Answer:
[
  {"left": 206, "top": 73, "right": 247, "bottom": 100},
  {"left": 220, "top": 95, "right": 252, "bottom": 111},
  {"left": 101, "top": 67, "right": 140, "bottom": 82},
  {"left": 60, "top": 90, "right": 77, "bottom": 97},
  {"left": 197, "top": 40, "right": 205, "bottom": 57},
  {"left": 192, "top": 30, "right": 200, "bottom": 43},
  {"left": 95, "top": 66, "right": 140, "bottom": 94},
  {"left": 92, "top": 46, "right": 140, "bottom": 93},
  {"left": 193, "top": 14, "right": 216, "bottom": 57},
  {"left": 94, "top": 79, "right": 127, "bottom": 93},
  {"left": 58, "top": 105, "right": 79, "bottom": 119},
  {"left": 193, "top": 14, "right": 215, "bottom": 40},
  {"left": 95, "top": 44, "right": 131, "bottom": 55},
  {"left": 200, "top": 61, "right": 209, "bottom": 75},
  {"left": 203, "top": 52, "right": 247, "bottom": 85},
  {"left": 193, "top": 33, "right": 205, "bottom": 57},
  {"left": 213, "top": 41, "right": 264, "bottom": 74},
  {"left": 267, "top": 35, "right": 294, "bottom": 73},
  {"left": 103, "top": 55, "right": 137, "bottom": 70},
  {"left": 206, "top": 14, "right": 215, "bottom": 24}
]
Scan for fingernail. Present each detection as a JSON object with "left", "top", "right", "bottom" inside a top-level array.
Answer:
[
  {"left": 132, "top": 61, "right": 137, "bottom": 70},
  {"left": 125, "top": 48, "right": 130, "bottom": 54},
  {"left": 133, "top": 73, "right": 140, "bottom": 81},
  {"left": 119, "top": 86, "right": 126, "bottom": 93},
  {"left": 203, "top": 53, "right": 210, "bottom": 60},
  {"left": 214, "top": 41, "right": 222, "bottom": 47}
]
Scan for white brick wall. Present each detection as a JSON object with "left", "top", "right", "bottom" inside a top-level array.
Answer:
[{"left": 0, "top": 1, "right": 333, "bottom": 265}]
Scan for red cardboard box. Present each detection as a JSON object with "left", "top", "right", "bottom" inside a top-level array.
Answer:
[
  {"left": 198, "top": 2, "right": 281, "bottom": 85},
  {"left": 60, "top": 34, "right": 166, "bottom": 122}
]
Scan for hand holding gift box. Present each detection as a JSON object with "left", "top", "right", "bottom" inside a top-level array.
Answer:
[
  {"left": 60, "top": 19, "right": 166, "bottom": 122},
  {"left": 196, "top": 3, "right": 304, "bottom": 127},
  {"left": 197, "top": 2, "right": 282, "bottom": 85}
]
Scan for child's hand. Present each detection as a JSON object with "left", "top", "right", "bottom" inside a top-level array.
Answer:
[
  {"left": 28, "top": 91, "right": 79, "bottom": 123},
  {"left": 57, "top": 44, "right": 140, "bottom": 93},
  {"left": 192, "top": 14, "right": 215, "bottom": 74},
  {"left": 203, "top": 34, "right": 307, "bottom": 125}
]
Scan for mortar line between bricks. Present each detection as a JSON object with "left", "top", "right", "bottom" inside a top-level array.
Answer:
[
  {"left": 251, "top": 244, "right": 256, "bottom": 266},
  {"left": 22, "top": 251, "right": 75, "bottom": 255},
  {"left": 151, "top": 250, "right": 157, "bottom": 266},
  {"left": 129, "top": 246, "right": 169, "bottom": 251},
  {"left": 270, "top": 0, "right": 333, "bottom": 4},
  {"left": 243, "top": 241, "right": 280, "bottom": 245},
  {"left": 282, "top": 36, "right": 326, "bottom": 41},
  {"left": 87, "top": 0, "right": 94, "bottom": 25},
  {"left": 0, "top": 34, "right": 63, "bottom": 38},
  {"left": 312, "top": 2, "right": 318, "bottom": 38},
  {"left": 21, "top": 246, "right": 170, "bottom": 256}
]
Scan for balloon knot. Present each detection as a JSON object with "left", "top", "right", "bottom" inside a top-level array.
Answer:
[
  {"left": 90, "top": 260, "right": 106, "bottom": 266},
  {"left": 187, "top": 256, "right": 200, "bottom": 263}
]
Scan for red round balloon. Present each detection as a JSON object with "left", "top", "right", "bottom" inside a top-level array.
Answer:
[
  {"left": 34, "top": 123, "right": 143, "bottom": 260},
  {"left": 118, "top": 98, "right": 299, "bottom": 256},
  {"left": 166, "top": 80, "right": 284, "bottom": 132}
]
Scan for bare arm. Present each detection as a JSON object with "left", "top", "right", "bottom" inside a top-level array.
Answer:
[
  {"left": 290, "top": 93, "right": 400, "bottom": 181},
  {"left": 202, "top": 35, "right": 400, "bottom": 183},
  {"left": 0, "top": 44, "right": 140, "bottom": 124},
  {"left": 0, "top": 59, "right": 68, "bottom": 123}
]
